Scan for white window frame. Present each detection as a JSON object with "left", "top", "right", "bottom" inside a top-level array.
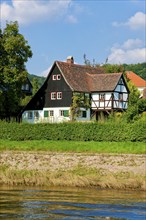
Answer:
[
  {"left": 49, "top": 110, "right": 54, "bottom": 117},
  {"left": 52, "top": 75, "right": 56, "bottom": 80},
  {"left": 57, "top": 74, "right": 61, "bottom": 80},
  {"left": 51, "top": 92, "right": 56, "bottom": 100},
  {"left": 60, "top": 110, "right": 64, "bottom": 116},
  {"left": 57, "top": 92, "right": 62, "bottom": 100}
]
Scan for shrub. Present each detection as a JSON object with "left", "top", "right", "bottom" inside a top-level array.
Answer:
[{"left": 0, "top": 120, "right": 145, "bottom": 142}]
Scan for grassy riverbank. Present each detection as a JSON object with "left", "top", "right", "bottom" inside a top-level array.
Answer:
[
  {"left": 0, "top": 151, "right": 146, "bottom": 191},
  {"left": 0, "top": 140, "right": 145, "bottom": 190},
  {"left": 0, "top": 140, "right": 146, "bottom": 154}
]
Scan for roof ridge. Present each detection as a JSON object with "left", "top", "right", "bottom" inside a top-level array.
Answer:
[{"left": 56, "top": 60, "right": 103, "bottom": 70}]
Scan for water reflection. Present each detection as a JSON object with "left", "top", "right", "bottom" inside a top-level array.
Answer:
[{"left": 0, "top": 186, "right": 145, "bottom": 220}]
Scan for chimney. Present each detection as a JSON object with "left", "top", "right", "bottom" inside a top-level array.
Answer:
[{"left": 66, "top": 56, "right": 74, "bottom": 64}]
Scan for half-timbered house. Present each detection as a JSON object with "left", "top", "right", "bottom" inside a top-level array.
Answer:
[{"left": 21, "top": 57, "right": 129, "bottom": 123}]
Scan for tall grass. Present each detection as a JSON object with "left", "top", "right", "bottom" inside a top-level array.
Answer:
[{"left": 0, "top": 165, "right": 145, "bottom": 190}]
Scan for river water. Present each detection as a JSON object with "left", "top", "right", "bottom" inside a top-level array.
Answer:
[{"left": 0, "top": 186, "right": 146, "bottom": 220}]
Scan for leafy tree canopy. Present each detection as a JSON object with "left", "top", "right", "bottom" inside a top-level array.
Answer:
[{"left": 0, "top": 21, "right": 32, "bottom": 119}]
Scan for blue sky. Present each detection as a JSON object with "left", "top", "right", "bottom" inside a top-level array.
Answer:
[{"left": 1, "top": 0, "right": 146, "bottom": 76}]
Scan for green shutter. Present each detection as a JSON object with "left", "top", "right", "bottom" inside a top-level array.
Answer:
[
  {"left": 82, "top": 111, "right": 87, "bottom": 118},
  {"left": 44, "top": 111, "right": 48, "bottom": 117},
  {"left": 63, "top": 110, "right": 69, "bottom": 117}
]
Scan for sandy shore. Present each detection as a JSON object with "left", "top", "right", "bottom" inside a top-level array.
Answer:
[{"left": 0, "top": 151, "right": 146, "bottom": 190}]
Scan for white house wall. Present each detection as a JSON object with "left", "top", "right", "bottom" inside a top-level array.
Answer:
[
  {"left": 91, "top": 93, "right": 112, "bottom": 109},
  {"left": 22, "top": 107, "right": 90, "bottom": 123}
]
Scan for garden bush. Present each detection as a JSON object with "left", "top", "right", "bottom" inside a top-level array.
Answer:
[{"left": 0, "top": 120, "right": 145, "bottom": 142}]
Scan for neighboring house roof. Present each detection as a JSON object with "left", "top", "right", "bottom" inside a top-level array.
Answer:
[
  {"left": 126, "top": 71, "right": 146, "bottom": 88},
  {"left": 53, "top": 61, "right": 124, "bottom": 92}
]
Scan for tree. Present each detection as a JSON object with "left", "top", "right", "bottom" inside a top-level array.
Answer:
[
  {"left": 0, "top": 21, "right": 32, "bottom": 119},
  {"left": 32, "top": 78, "right": 39, "bottom": 95},
  {"left": 70, "top": 93, "right": 90, "bottom": 121},
  {"left": 102, "top": 63, "right": 124, "bottom": 73}
]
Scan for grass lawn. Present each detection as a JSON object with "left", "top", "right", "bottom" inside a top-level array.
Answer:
[{"left": 0, "top": 140, "right": 145, "bottom": 154}]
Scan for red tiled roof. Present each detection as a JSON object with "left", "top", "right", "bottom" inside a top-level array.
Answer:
[
  {"left": 56, "top": 61, "right": 123, "bottom": 92},
  {"left": 126, "top": 71, "right": 146, "bottom": 87}
]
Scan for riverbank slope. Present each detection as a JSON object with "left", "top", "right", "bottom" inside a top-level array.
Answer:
[{"left": 0, "top": 151, "right": 145, "bottom": 191}]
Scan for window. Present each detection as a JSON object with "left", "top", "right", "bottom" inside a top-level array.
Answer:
[
  {"left": 80, "top": 111, "right": 87, "bottom": 118},
  {"left": 57, "top": 74, "right": 61, "bottom": 80},
  {"left": 34, "top": 111, "right": 39, "bottom": 118},
  {"left": 99, "top": 93, "right": 105, "bottom": 101},
  {"left": 57, "top": 92, "right": 62, "bottom": 99},
  {"left": 49, "top": 110, "right": 54, "bottom": 117},
  {"left": 119, "top": 93, "right": 123, "bottom": 101},
  {"left": 60, "top": 110, "right": 69, "bottom": 117},
  {"left": 51, "top": 92, "right": 56, "bottom": 100},
  {"left": 119, "top": 78, "right": 124, "bottom": 85},
  {"left": 28, "top": 111, "right": 33, "bottom": 119},
  {"left": 21, "top": 85, "right": 25, "bottom": 90},
  {"left": 52, "top": 74, "right": 61, "bottom": 80},
  {"left": 52, "top": 75, "right": 56, "bottom": 80},
  {"left": 44, "top": 111, "right": 48, "bottom": 118},
  {"left": 25, "top": 84, "right": 29, "bottom": 90}
]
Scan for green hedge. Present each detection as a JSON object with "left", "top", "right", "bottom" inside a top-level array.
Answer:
[{"left": 0, "top": 121, "right": 145, "bottom": 142}]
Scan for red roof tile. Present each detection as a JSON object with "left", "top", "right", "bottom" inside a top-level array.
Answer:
[{"left": 126, "top": 71, "right": 146, "bottom": 87}]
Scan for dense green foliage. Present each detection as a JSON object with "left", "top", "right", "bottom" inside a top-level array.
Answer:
[
  {"left": 0, "top": 120, "right": 145, "bottom": 142},
  {"left": 123, "top": 63, "right": 146, "bottom": 80},
  {"left": 70, "top": 93, "right": 90, "bottom": 121},
  {"left": 0, "top": 21, "right": 32, "bottom": 119},
  {"left": 28, "top": 74, "right": 46, "bottom": 88}
]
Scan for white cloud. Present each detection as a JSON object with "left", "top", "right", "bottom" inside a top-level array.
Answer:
[
  {"left": 1, "top": 0, "right": 75, "bottom": 25},
  {"left": 112, "top": 12, "right": 146, "bottom": 30},
  {"left": 108, "top": 39, "right": 146, "bottom": 64},
  {"left": 66, "top": 15, "right": 78, "bottom": 24}
]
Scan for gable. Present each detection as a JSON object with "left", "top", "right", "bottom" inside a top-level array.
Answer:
[{"left": 115, "top": 75, "right": 129, "bottom": 93}]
